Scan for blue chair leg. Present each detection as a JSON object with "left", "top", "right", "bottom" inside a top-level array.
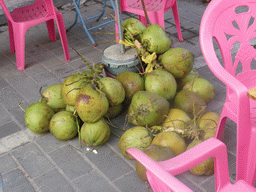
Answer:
[{"left": 67, "top": 0, "right": 115, "bottom": 46}]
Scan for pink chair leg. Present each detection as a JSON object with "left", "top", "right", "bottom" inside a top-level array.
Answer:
[
  {"left": 13, "top": 28, "right": 26, "bottom": 70},
  {"left": 46, "top": 19, "right": 56, "bottom": 42},
  {"left": 172, "top": 1, "right": 183, "bottom": 41},
  {"left": 8, "top": 20, "right": 15, "bottom": 54},
  {"left": 115, "top": 12, "right": 119, "bottom": 43},
  {"left": 56, "top": 13, "right": 70, "bottom": 62},
  {"left": 151, "top": 12, "right": 165, "bottom": 30}
]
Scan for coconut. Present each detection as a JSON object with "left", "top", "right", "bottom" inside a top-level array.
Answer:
[
  {"left": 105, "top": 103, "right": 123, "bottom": 119},
  {"left": 80, "top": 118, "right": 111, "bottom": 147},
  {"left": 115, "top": 71, "right": 145, "bottom": 101},
  {"left": 61, "top": 74, "right": 87, "bottom": 106},
  {"left": 119, "top": 126, "right": 152, "bottom": 159},
  {"left": 128, "top": 91, "right": 170, "bottom": 127},
  {"left": 187, "top": 139, "right": 214, "bottom": 175},
  {"left": 98, "top": 77, "right": 125, "bottom": 106},
  {"left": 198, "top": 112, "right": 219, "bottom": 140},
  {"left": 145, "top": 69, "right": 177, "bottom": 101},
  {"left": 151, "top": 131, "right": 186, "bottom": 155},
  {"left": 40, "top": 84, "right": 66, "bottom": 112},
  {"left": 24, "top": 102, "right": 55, "bottom": 134},
  {"left": 160, "top": 48, "right": 194, "bottom": 78},
  {"left": 49, "top": 111, "right": 78, "bottom": 140},
  {"left": 66, "top": 105, "right": 75, "bottom": 113},
  {"left": 176, "top": 69, "right": 200, "bottom": 91},
  {"left": 76, "top": 84, "right": 109, "bottom": 123},
  {"left": 135, "top": 145, "right": 175, "bottom": 181},
  {"left": 122, "top": 18, "right": 146, "bottom": 43},
  {"left": 183, "top": 77, "right": 215, "bottom": 103},
  {"left": 174, "top": 90, "right": 207, "bottom": 118},
  {"left": 141, "top": 24, "right": 171, "bottom": 54},
  {"left": 162, "top": 108, "right": 191, "bottom": 132}
]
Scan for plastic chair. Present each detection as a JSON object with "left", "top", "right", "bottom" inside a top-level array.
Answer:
[
  {"left": 67, "top": 0, "right": 115, "bottom": 46},
  {"left": 127, "top": 138, "right": 256, "bottom": 192},
  {"left": 200, "top": 0, "right": 256, "bottom": 184},
  {"left": 0, "top": 0, "right": 70, "bottom": 70},
  {"left": 116, "top": 0, "right": 183, "bottom": 41}
]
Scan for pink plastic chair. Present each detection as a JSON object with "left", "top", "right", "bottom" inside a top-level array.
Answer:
[
  {"left": 200, "top": 0, "right": 256, "bottom": 184},
  {"left": 116, "top": 0, "right": 183, "bottom": 41},
  {"left": 127, "top": 138, "right": 256, "bottom": 192},
  {"left": 0, "top": 0, "right": 70, "bottom": 70}
]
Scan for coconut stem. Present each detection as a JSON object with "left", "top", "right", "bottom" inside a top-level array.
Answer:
[
  {"left": 141, "top": 0, "right": 151, "bottom": 26},
  {"left": 18, "top": 102, "right": 25, "bottom": 112},
  {"left": 71, "top": 47, "right": 94, "bottom": 73},
  {"left": 105, "top": 117, "right": 125, "bottom": 132},
  {"left": 74, "top": 112, "right": 82, "bottom": 147},
  {"left": 111, "top": 131, "right": 121, "bottom": 138}
]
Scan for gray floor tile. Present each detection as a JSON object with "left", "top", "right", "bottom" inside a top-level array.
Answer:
[
  {"left": 73, "top": 169, "right": 118, "bottom": 192},
  {"left": 0, "top": 153, "right": 17, "bottom": 174},
  {"left": 2, "top": 169, "right": 35, "bottom": 192},
  {"left": 12, "top": 143, "right": 55, "bottom": 179},
  {"left": 0, "top": 122, "right": 21, "bottom": 139},
  {"left": 34, "top": 169, "right": 75, "bottom": 192},
  {"left": 113, "top": 171, "right": 151, "bottom": 192}
]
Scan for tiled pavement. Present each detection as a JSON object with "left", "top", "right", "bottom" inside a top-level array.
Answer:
[{"left": 0, "top": 0, "right": 240, "bottom": 191}]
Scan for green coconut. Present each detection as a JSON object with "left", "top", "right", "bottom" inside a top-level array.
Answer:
[
  {"left": 141, "top": 24, "right": 171, "bottom": 54},
  {"left": 176, "top": 69, "right": 200, "bottom": 91},
  {"left": 174, "top": 90, "right": 207, "bottom": 118},
  {"left": 61, "top": 74, "right": 87, "bottom": 106},
  {"left": 104, "top": 103, "right": 123, "bottom": 119},
  {"left": 162, "top": 108, "right": 192, "bottom": 133},
  {"left": 75, "top": 84, "right": 109, "bottom": 123},
  {"left": 66, "top": 105, "right": 75, "bottom": 113},
  {"left": 151, "top": 131, "right": 187, "bottom": 156},
  {"left": 135, "top": 145, "right": 176, "bottom": 181},
  {"left": 49, "top": 111, "right": 78, "bottom": 140},
  {"left": 98, "top": 77, "right": 125, "bottom": 106},
  {"left": 145, "top": 69, "right": 177, "bottom": 101},
  {"left": 128, "top": 91, "right": 170, "bottom": 127},
  {"left": 123, "top": 18, "right": 146, "bottom": 43},
  {"left": 80, "top": 118, "right": 111, "bottom": 147},
  {"left": 183, "top": 77, "right": 215, "bottom": 103},
  {"left": 115, "top": 71, "right": 145, "bottom": 101},
  {"left": 198, "top": 112, "right": 219, "bottom": 140},
  {"left": 160, "top": 48, "right": 194, "bottom": 78},
  {"left": 187, "top": 139, "right": 214, "bottom": 175},
  {"left": 24, "top": 102, "right": 55, "bottom": 134},
  {"left": 40, "top": 84, "right": 66, "bottom": 112},
  {"left": 119, "top": 126, "right": 153, "bottom": 159}
]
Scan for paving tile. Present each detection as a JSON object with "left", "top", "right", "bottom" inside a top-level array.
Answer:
[
  {"left": 12, "top": 143, "right": 55, "bottom": 179},
  {"left": 86, "top": 150, "right": 133, "bottom": 181},
  {"left": 0, "top": 153, "right": 17, "bottom": 174},
  {"left": 2, "top": 169, "right": 35, "bottom": 192},
  {"left": 0, "top": 121, "right": 21, "bottom": 139},
  {"left": 11, "top": 77, "right": 41, "bottom": 102},
  {"left": 176, "top": 173, "right": 206, "bottom": 192},
  {"left": 36, "top": 133, "right": 69, "bottom": 153},
  {"left": 34, "top": 169, "right": 75, "bottom": 192},
  {"left": 73, "top": 169, "right": 118, "bottom": 192},
  {"left": 200, "top": 175, "right": 215, "bottom": 192},
  {"left": 48, "top": 145, "right": 93, "bottom": 180},
  {"left": 113, "top": 171, "right": 151, "bottom": 192},
  {"left": 0, "top": 104, "right": 12, "bottom": 126}
]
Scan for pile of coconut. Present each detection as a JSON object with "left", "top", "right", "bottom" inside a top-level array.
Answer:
[{"left": 22, "top": 18, "right": 219, "bottom": 181}]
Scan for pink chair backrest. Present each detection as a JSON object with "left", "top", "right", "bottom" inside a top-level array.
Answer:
[
  {"left": 124, "top": 0, "right": 172, "bottom": 12},
  {"left": 201, "top": 0, "right": 256, "bottom": 78}
]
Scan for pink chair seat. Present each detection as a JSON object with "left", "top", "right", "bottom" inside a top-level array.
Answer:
[{"left": 0, "top": 0, "right": 70, "bottom": 70}]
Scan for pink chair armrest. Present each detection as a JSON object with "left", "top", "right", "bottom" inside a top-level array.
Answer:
[
  {"left": 127, "top": 138, "right": 230, "bottom": 190},
  {"left": 126, "top": 148, "right": 193, "bottom": 192}
]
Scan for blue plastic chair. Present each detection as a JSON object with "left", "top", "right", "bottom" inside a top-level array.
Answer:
[{"left": 67, "top": 0, "right": 115, "bottom": 46}]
